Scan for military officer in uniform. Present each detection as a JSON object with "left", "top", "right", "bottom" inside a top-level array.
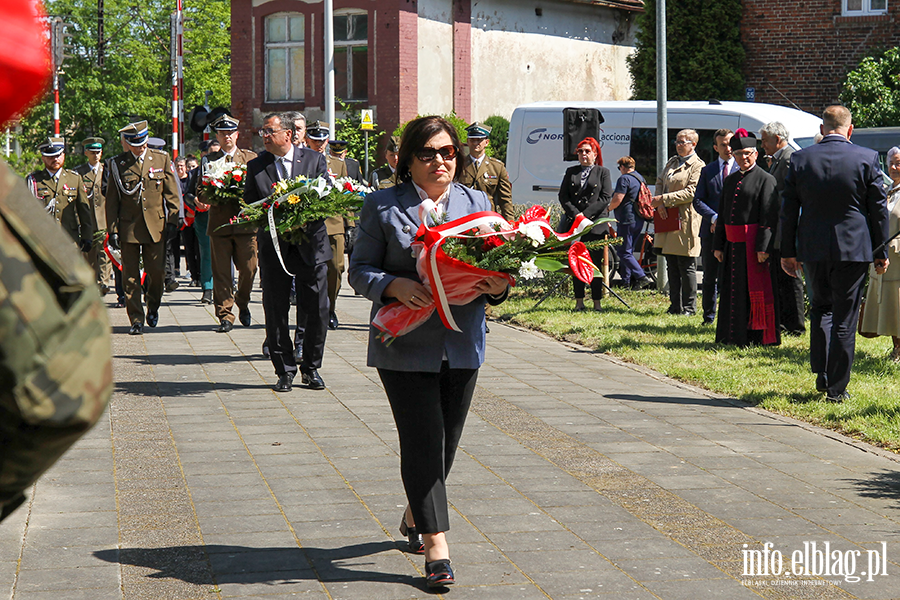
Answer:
[
  {"left": 458, "top": 122, "right": 514, "bottom": 221},
  {"left": 201, "top": 114, "right": 259, "bottom": 333},
  {"left": 105, "top": 121, "right": 180, "bottom": 335},
  {"left": 369, "top": 135, "right": 400, "bottom": 190},
  {"left": 306, "top": 121, "right": 344, "bottom": 330},
  {"left": 74, "top": 137, "right": 111, "bottom": 294},
  {"left": 26, "top": 137, "right": 93, "bottom": 251},
  {"left": 329, "top": 140, "right": 362, "bottom": 182}
]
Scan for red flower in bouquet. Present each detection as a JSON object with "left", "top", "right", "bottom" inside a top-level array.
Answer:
[
  {"left": 481, "top": 232, "right": 505, "bottom": 251},
  {"left": 568, "top": 241, "right": 599, "bottom": 284},
  {"left": 518, "top": 205, "right": 550, "bottom": 225}
]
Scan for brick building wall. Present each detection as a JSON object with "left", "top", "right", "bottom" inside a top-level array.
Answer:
[
  {"left": 452, "top": 0, "right": 472, "bottom": 122},
  {"left": 742, "top": 0, "right": 900, "bottom": 115}
]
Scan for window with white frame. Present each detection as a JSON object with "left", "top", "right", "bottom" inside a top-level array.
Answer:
[
  {"left": 266, "top": 13, "right": 305, "bottom": 102},
  {"left": 843, "top": 0, "right": 888, "bottom": 15},
  {"left": 334, "top": 11, "right": 368, "bottom": 101}
]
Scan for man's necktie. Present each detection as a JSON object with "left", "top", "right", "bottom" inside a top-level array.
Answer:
[
  {"left": 225, "top": 154, "right": 234, "bottom": 164},
  {"left": 722, "top": 161, "right": 728, "bottom": 183}
]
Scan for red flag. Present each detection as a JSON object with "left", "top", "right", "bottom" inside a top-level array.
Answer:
[{"left": 0, "top": 0, "right": 51, "bottom": 125}]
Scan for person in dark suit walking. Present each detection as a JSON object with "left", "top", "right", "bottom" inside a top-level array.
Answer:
[
  {"left": 558, "top": 137, "right": 612, "bottom": 311},
  {"left": 761, "top": 121, "right": 805, "bottom": 336},
  {"left": 781, "top": 105, "right": 890, "bottom": 402},
  {"left": 245, "top": 112, "right": 330, "bottom": 392},
  {"left": 349, "top": 116, "right": 509, "bottom": 589},
  {"left": 692, "top": 128, "right": 737, "bottom": 325}
]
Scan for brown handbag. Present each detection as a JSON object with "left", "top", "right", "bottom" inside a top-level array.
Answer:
[{"left": 858, "top": 297, "right": 878, "bottom": 338}]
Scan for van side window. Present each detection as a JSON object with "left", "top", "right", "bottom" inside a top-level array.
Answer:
[{"left": 629, "top": 128, "right": 725, "bottom": 180}]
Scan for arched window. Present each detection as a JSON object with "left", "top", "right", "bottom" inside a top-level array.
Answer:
[
  {"left": 334, "top": 10, "right": 368, "bottom": 101},
  {"left": 265, "top": 13, "right": 305, "bottom": 102}
]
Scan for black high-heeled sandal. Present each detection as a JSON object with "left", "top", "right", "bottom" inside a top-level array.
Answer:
[
  {"left": 425, "top": 559, "right": 454, "bottom": 588},
  {"left": 399, "top": 511, "right": 424, "bottom": 554}
]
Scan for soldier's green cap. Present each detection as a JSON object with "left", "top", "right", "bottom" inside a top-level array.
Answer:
[
  {"left": 466, "top": 122, "right": 492, "bottom": 138},
  {"left": 306, "top": 121, "right": 330, "bottom": 141},
  {"left": 119, "top": 120, "right": 150, "bottom": 146},
  {"left": 210, "top": 114, "right": 239, "bottom": 131},
  {"left": 38, "top": 136, "right": 66, "bottom": 156},
  {"left": 386, "top": 135, "right": 400, "bottom": 152},
  {"left": 328, "top": 139, "right": 349, "bottom": 152},
  {"left": 83, "top": 137, "right": 104, "bottom": 150}
]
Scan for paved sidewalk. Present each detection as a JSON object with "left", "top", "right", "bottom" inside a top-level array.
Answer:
[{"left": 3, "top": 275, "right": 900, "bottom": 600}]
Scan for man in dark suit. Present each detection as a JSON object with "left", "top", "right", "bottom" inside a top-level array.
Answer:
[
  {"left": 761, "top": 121, "right": 805, "bottom": 336},
  {"left": 245, "top": 112, "right": 331, "bottom": 392},
  {"left": 693, "top": 128, "right": 737, "bottom": 325},
  {"left": 781, "top": 105, "right": 890, "bottom": 402}
]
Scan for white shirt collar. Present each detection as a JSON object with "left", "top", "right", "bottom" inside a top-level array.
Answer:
[
  {"left": 131, "top": 148, "right": 147, "bottom": 162},
  {"left": 472, "top": 154, "right": 485, "bottom": 168},
  {"left": 47, "top": 168, "right": 62, "bottom": 180},
  {"left": 412, "top": 181, "right": 451, "bottom": 214},
  {"left": 274, "top": 145, "right": 294, "bottom": 162},
  {"left": 740, "top": 163, "right": 757, "bottom": 175}
]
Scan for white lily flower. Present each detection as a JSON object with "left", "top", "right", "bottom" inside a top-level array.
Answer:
[{"left": 519, "top": 222, "right": 546, "bottom": 247}]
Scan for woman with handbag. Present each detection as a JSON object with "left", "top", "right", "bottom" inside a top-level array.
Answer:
[
  {"left": 859, "top": 146, "right": 900, "bottom": 360},
  {"left": 557, "top": 137, "right": 612, "bottom": 311}
]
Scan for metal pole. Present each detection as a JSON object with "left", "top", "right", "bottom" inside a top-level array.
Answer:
[
  {"left": 324, "top": 0, "right": 335, "bottom": 134},
  {"left": 654, "top": 0, "right": 668, "bottom": 293},
  {"left": 53, "top": 72, "right": 60, "bottom": 135},
  {"left": 176, "top": 0, "right": 184, "bottom": 154},
  {"left": 655, "top": 0, "right": 667, "bottom": 174},
  {"left": 170, "top": 12, "right": 178, "bottom": 157},
  {"left": 203, "top": 90, "right": 211, "bottom": 141},
  {"left": 363, "top": 130, "right": 369, "bottom": 181}
]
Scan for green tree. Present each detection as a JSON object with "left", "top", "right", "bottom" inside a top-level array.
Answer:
[
  {"left": 9, "top": 0, "right": 229, "bottom": 176},
  {"left": 840, "top": 48, "right": 900, "bottom": 128},
  {"left": 334, "top": 99, "right": 382, "bottom": 177},
  {"left": 483, "top": 115, "right": 510, "bottom": 163},
  {"left": 626, "top": 0, "right": 745, "bottom": 101}
]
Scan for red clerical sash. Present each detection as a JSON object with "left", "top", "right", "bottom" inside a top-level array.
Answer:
[{"left": 724, "top": 223, "right": 776, "bottom": 344}]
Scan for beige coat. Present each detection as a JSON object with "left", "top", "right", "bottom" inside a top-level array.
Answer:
[
  {"left": 653, "top": 153, "right": 705, "bottom": 257},
  {"left": 860, "top": 184, "right": 900, "bottom": 337}
]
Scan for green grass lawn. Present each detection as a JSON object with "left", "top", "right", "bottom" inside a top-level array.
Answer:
[{"left": 496, "top": 287, "right": 900, "bottom": 452}]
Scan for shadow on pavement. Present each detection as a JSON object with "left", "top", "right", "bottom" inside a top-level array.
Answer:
[
  {"left": 116, "top": 353, "right": 253, "bottom": 366},
  {"left": 846, "top": 470, "right": 900, "bottom": 508},
  {"left": 94, "top": 542, "right": 425, "bottom": 589},
  {"left": 115, "top": 380, "right": 271, "bottom": 397}
]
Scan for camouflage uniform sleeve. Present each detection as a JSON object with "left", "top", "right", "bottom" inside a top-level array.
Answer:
[
  {"left": 0, "top": 162, "right": 112, "bottom": 520},
  {"left": 495, "top": 161, "right": 515, "bottom": 222}
]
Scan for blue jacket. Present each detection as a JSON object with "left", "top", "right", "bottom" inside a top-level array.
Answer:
[
  {"left": 781, "top": 135, "right": 889, "bottom": 262},
  {"left": 349, "top": 181, "right": 496, "bottom": 372},
  {"left": 692, "top": 158, "right": 737, "bottom": 239}
]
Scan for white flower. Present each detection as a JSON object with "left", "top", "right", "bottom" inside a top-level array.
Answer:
[
  {"left": 518, "top": 258, "right": 544, "bottom": 280},
  {"left": 519, "top": 222, "right": 546, "bottom": 247},
  {"left": 203, "top": 157, "right": 229, "bottom": 180}
]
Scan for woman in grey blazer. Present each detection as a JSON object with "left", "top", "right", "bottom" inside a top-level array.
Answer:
[{"left": 349, "top": 116, "right": 509, "bottom": 589}]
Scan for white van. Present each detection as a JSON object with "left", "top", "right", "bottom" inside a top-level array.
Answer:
[{"left": 506, "top": 100, "right": 823, "bottom": 205}]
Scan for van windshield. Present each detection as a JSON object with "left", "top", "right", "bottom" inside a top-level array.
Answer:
[{"left": 795, "top": 137, "right": 816, "bottom": 149}]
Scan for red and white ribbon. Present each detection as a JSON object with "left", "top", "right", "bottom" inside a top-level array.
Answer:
[{"left": 415, "top": 200, "right": 593, "bottom": 332}]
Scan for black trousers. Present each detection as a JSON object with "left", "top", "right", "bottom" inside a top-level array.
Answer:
[
  {"left": 665, "top": 254, "right": 697, "bottom": 314},
  {"left": 773, "top": 249, "right": 806, "bottom": 333},
  {"left": 258, "top": 236, "right": 328, "bottom": 376},
  {"left": 379, "top": 365, "right": 478, "bottom": 534},
  {"left": 699, "top": 236, "right": 719, "bottom": 322},
  {"left": 181, "top": 226, "right": 200, "bottom": 281},
  {"left": 805, "top": 260, "right": 868, "bottom": 396},
  {"left": 164, "top": 226, "right": 180, "bottom": 284}
]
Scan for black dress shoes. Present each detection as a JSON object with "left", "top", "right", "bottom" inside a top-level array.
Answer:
[
  {"left": 399, "top": 512, "right": 424, "bottom": 554},
  {"left": 300, "top": 368, "right": 326, "bottom": 390},
  {"left": 815, "top": 372, "right": 828, "bottom": 393},
  {"left": 146, "top": 311, "right": 159, "bottom": 327},
  {"left": 217, "top": 319, "right": 234, "bottom": 333},
  {"left": 239, "top": 308, "right": 251, "bottom": 327},
  {"left": 165, "top": 280, "right": 179, "bottom": 293},
  {"left": 826, "top": 391, "right": 850, "bottom": 403},
  {"left": 129, "top": 322, "right": 143, "bottom": 335},
  {"left": 274, "top": 372, "right": 294, "bottom": 392},
  {"left": 328, "top": 311, "right": 339, "bottom": 330},
  {"left": 425, "top": 559, "right": 454, "bottom": 589},
  {"left": 632, "top": 276, "right": 654, "bottom": 290},
  {"left": 200, "top": 290, "right": 213, "bottom": 304}
]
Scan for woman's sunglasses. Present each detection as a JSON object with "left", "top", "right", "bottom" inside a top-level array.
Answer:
[{"left": 415, "top": 145, "right": 458, "bottom": 162}]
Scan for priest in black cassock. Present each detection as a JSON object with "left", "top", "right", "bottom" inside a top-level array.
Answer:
[{"left": 713, "top": 129, "right": 781, "bottom": 347}]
